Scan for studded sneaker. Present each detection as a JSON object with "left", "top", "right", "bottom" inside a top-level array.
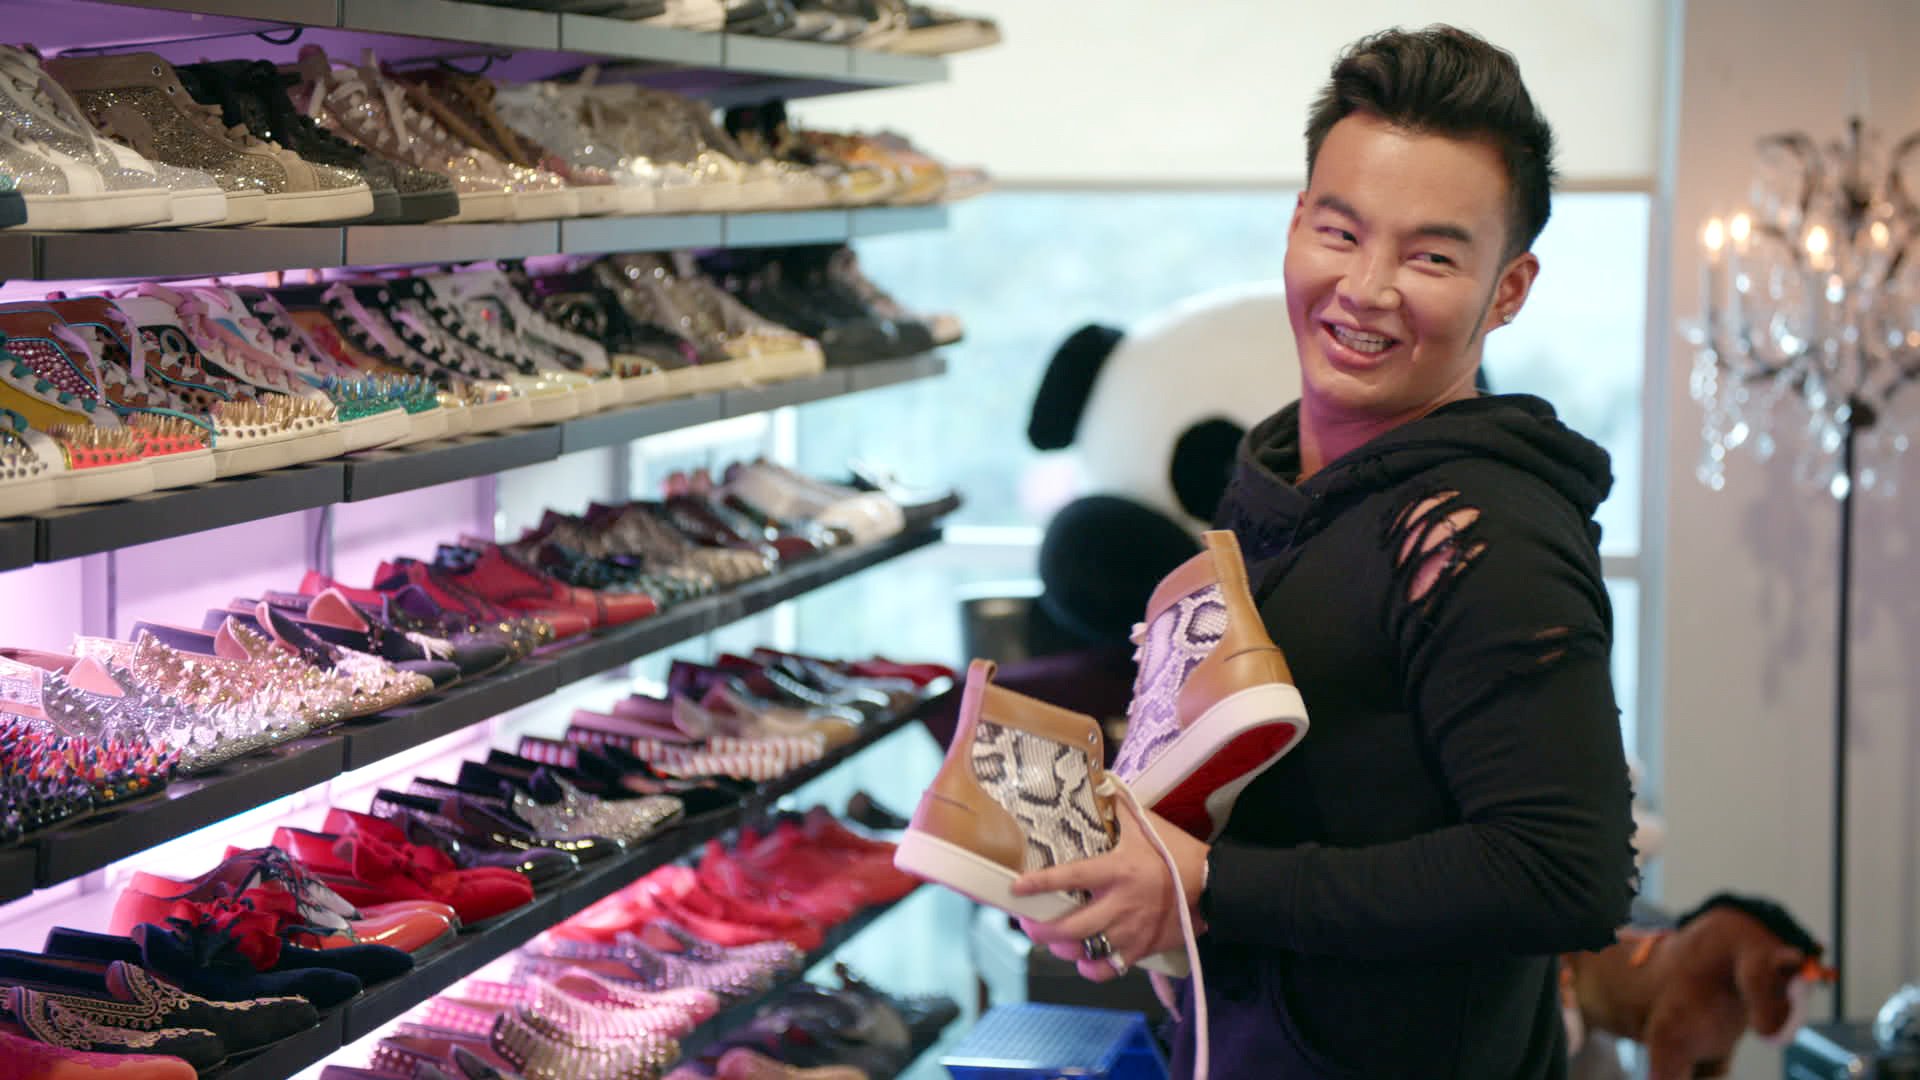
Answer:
[{"left": 1111, "top": 529, "right": 1307, "bottom": 842}]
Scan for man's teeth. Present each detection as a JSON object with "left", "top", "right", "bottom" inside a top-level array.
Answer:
[{"left": 1331, "top": 325, "right": 1394, "bottom": 353}]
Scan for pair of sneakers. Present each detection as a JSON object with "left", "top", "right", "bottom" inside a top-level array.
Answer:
[
  {"left": 43, "top": 49, "right": 376, "bottom": 227},
  {"left": 0, "top": 45, "right": 223, "bottom": 230},
  {"left": 895, "top": 530, "right": 1310, "bottom": 1080}
]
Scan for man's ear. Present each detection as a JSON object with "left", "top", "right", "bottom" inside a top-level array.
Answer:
[{"left": 1489, "top": 250, "right": 1540, "bottom": 329}]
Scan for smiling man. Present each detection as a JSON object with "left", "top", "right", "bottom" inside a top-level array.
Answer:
[{"left": 1013, "top": 25, "right": 1640, "bottom": 1079}]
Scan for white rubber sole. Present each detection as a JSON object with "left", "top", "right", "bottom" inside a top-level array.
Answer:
[
  {"left": 0, "top": 475, "right": 56, "bottom": 518},
  {"left": 339, "top": 407, "right": 413, "bottom": 452},
  {"left": 750, "top": 348, "right": 825, "bottom": 385},
  {"left": 1127, "top": 682, "right": 1309, "bottom": 836},
  {"left": 893, "top": 820, "right": 1191, "bottom": 977},
  {"left": 697, "top": 357, "right": 757, "bottom": 393},
  {"left": 145, "top": 186, "right": 228, "bottom": 229},
  {"left": 146, "top": 447, "right": 216, "bottom": 490},
  {"left": 265, "top": 184, "right": 375, "bottom": 225},
  {"left": 613, "top": 184, "right": 658, "bottom": 216},
  {"left": 17, "top": 189, "right": 172, "bottom": 231},
  {"left": 448, "top": 189, "right": 514, "bottom": 224},
  {"left": 890, "top": 22, "right": 1002, "bottom": 55},
  {"left": 617, "top": 370, "right": 670, "bottom": 405},
  {"left": 55, "top": 458, "right": 154, "bottom": 505},
  {"left": 388, "top": 408, "right": 449, "bottom": 448},
  {"left": 278, "top": 427, "right": 348, "bottom": 467},
  {"left": 653, "top": 182, "right": 740, "bottom": 214},
  {"left": 206, "top": 189, "right": 269, "bottom": 227},
  {"left": 213, "top": 431, "right": 297, "bottom": 478},
  {"left": 515, "top": 388, "right": 581, "bottom": 425},
  {"left": 572, "top": 185, "right": 621, "bottom": 217},
  {"left": 894, "top": 829, "right": 1078, "bottom": 924},
  {"left": 464, "top": 396, "right": 532, "bottom": 433},
  {"left": 438, "top": 405, "right": 473, "bottom": 438},
  {"left": 510, "top": 188, "right": 580, "bottom": 222}
]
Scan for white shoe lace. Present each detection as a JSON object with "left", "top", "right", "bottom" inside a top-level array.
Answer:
[
  {"left": 1094, "top": 772, "right": 1210, "bottom": 1080},
  {"left": 137, "top": 284, "right": 305, "bottom": 396}
]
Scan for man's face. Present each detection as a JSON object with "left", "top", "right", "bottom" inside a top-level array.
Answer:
[{"left": 1284, "top": 112, "right": 1537, "bottom": 422}]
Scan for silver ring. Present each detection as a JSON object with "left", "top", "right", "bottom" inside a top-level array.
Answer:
[
  {"left": 1108, "top": 953, "right": 1130, "bottom": 976},
  {"left": 1082, "top": 932, "right": 1112, "bottom": 961}
]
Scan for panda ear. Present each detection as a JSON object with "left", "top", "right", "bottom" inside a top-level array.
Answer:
[
  {"left": 1029, "top": 323, "right": 1124, "bottom": 450},
  {"left": 1171, "top": 417, "right": 1247, "bottom": 521}
]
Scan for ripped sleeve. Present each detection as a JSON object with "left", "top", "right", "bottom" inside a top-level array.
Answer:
[{"left": 1203, "top": 481, "right": 1639, "bottom": 958}]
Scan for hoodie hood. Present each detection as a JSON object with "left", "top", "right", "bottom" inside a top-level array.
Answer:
[{"left": 1218, "top": 394, "right": 1613, "bottom": 562}]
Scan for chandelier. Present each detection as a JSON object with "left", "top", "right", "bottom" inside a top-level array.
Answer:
[{"left": 1685, "top": 116, "right": 1919, "bottom": 498}]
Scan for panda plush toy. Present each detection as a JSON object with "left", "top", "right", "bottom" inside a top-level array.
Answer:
[
  {"left": 915, "top": 281, "right": 1307, "bottom": 754},
  {"left": 1023, "top": 279, "right": 1302, "bottom": 658}
]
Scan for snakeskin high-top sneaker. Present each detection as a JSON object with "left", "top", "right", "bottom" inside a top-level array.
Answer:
[
  {"left": 1112, "top": 528, "right": 1308, "bottom": 842},
  {"left": 895, "top": 659, "right": 1117, "bottom": 926}
]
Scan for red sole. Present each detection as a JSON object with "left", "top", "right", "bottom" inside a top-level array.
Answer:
[{"left": 1155, "top": 722, "right": 1302, "bottom": 838}]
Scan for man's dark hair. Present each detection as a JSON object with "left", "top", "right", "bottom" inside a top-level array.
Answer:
[{"left": 1305, "top": 25, "right": 1557, "bottom": 258}]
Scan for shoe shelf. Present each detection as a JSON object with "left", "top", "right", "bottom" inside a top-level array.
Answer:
[
  {"left": 29, "top": 0, "right": 948, "bottom": 95},
  {"left": 669, "top": 888, "right": 934, "bottom": 1063},
  {"left": 0, "top": 519, "right": 34, "bottom": 573},
  {"left": 11, "top": 355, "right": 944, "bottom": 565},
  {"left": 341, "top": 427, "right": 564, "bottom": 503},
  {"left": 211, "top": 703, "right": 934, "bottom": 1079},
  {"left": 16, "top": 525, "right": 943, "bottom": 893},
  {"left": 0, "top": 205, "right": 949, "bottom": 282},
  {"left": 33, "top": 463, "right": 348, "bottom": 564}
]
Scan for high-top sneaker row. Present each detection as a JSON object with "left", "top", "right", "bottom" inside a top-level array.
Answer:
[
  {"left": 700, "top": 243, "right": 961, "bottom": 365},
  {"left": 0, "top": 244, "right": 941, "bottom": 509},
  {"left": 0, "top": 35, "right": 987, "bottom": 230},
  {"left": 469, "top": 0, "right": 1002, "bottom": 57}
]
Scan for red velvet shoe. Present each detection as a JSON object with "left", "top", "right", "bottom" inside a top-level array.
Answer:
[
  {"left": 375, "top": 559, "right": 594, "bottom": 641},
  {"left": 112, "top": 852, "right": 457, "bottom": 956},
  {"left": 451, "top": 544, "right": 656, "bottom": 629},
  {"left": 634, "top": 864, "right": 823, "bottom": 952},
  {"left": 273, "top": 827, "right": 534, "bottom": 928},
  {"left": 845, "top": 656, "right": 956, "bottom": 686},
  {"left": 696, "top": 838, "right": 865, "bottom": 928},
  {"left": 319, "top": 808, "right": 527, "bottom": 885}
]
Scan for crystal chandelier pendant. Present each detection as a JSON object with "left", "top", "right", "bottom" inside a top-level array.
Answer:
[{"left": 1685, "top": 116, "right": 1919, "bottom": 497}]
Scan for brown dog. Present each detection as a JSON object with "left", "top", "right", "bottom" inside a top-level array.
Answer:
[{"left": 1562, "top": 893, "right": 1834, "bottom": 1079}]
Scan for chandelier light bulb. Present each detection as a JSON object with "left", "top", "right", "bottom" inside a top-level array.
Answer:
[
  {"left": 1703, "top": 217, "right": 1727, "bottom": 259},
  {"left": 1806, "top": 225, "right": 1831, "bottom": 259},
  {"left": 1870, "top": 221, "right": 1891, "bottom": 251},
  {"left": 1729, "top": 212, "right": 1753, "bottom": 249}
]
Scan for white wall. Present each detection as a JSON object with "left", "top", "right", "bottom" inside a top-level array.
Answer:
[
  {"left": 798, "top": 0, "right": 1661, "bottom": 185},
  {"left": 1658, "top": 1, "right": 1920, "bottom": 1076}
]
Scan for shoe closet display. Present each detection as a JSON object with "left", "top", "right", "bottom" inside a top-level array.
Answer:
[{"left": 0, "top": 6, "right": 988, "bottom": 1079}]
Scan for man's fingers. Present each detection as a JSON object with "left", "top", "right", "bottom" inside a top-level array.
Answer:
[{"left": 1076, "top": 957, "right": 1120, "bottom": 983}]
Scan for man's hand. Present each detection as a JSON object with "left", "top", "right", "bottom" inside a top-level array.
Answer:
[{"left": 1011, "top": 801, "right": 1209, "bottom": 981}]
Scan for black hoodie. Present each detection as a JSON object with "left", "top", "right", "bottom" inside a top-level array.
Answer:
[{"left": 1175, "top": 394, "right": 1638, "bottom": 1080}]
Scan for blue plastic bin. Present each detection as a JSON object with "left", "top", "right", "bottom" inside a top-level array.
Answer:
[{"left": 942, "top": 1003, "right": 1169, "bottom": 1080}]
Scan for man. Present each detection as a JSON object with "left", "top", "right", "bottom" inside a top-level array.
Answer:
[{"left": 1014, "top": 25, "right": 1639, "bottom": 1079}]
